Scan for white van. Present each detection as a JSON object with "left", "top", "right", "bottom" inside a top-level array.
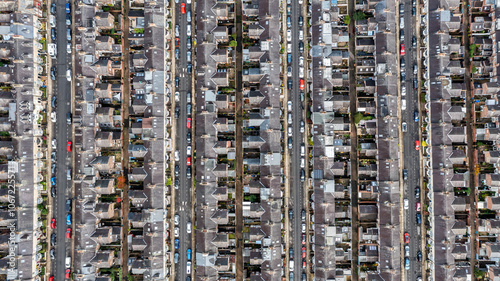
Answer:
[
  {"left": 48, "top": 43, "right": 57, "bottom": 59},
  {"left": 289, "top": 260, "right": 295, "bottom": 272}
]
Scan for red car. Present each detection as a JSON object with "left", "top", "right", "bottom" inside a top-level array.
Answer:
[
  {"left": 302, "top": 246, "right": 306, "bottom": 258},
  {"left": 400, "top": 44, "right": 405, "bottom": 56},
  {"left": 302, "top": 260, "right": 306, "bottom": 269},
  {"left": 187, "top": 118, "right": 192, "bottom": 129},
  {"left": 50, "top": 218, "right": 56, "bottom": 229},
  {"left": 299, "top": 79, "right": 305, "bottom": 90},
  {"left": 416, "top": 202, "right": 421, "bottom": 212},
  {"left": 66, "top": 141, "right": 72, "bottom": 152},
  {"left": 180, "top": 3, "right": 186, "bottom": 14},
  {"left": 66, "top": 227, "right": 72, "bottom": 239},
  {"left": 404, "top": 232, "right": 409, "bottom": 243},
  {"left": 49, "top": 277, "right": 54, "bottom": 281},
  {"left": 415, "top": 140, "right": 420, "bottom": 151},
  {"left": 187, "top": 156, "right": 191, "bottom": 166},
  {"left": 175, "top": 38, "right": 180, "bottom": 47},
  {"left": 66, "top": 269, "right": 71, "bottom": 279}
]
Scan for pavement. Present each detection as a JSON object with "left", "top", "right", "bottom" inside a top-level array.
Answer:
[
  {"left": 173, "top": 2, "right": 194, "bottom": 280},
  {"left": 400, "top": 1, "right": 423, "bottom": 279},
  {"left": 50, "top": 0, "right": 73, "bottom": 279},
  {"left": 286, "top": 0, "right": 308, "bottom": 277}
]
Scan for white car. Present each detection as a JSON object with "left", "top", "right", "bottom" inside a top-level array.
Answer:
[
  {"left": 174, "top": 150, "right": 179, "bottom": 161},
  {"left": 299, "top": 56, "right": 304, "bottom": 67},
  {"left": 174, "top": 227, "right": 179, "bottom": 237},
  {"left": 175, "top": 91, "right": 180, "bottom": 102},
  {"left": 187, "top": 92, "right": 191, "bottom": 103},
  {"left": 187, "top": 25, "right": 191, "bottom": 36},
  {"left": 174, "top": 214, "right": 180, "bottom": 225},
  {"left": 404, "top": 199, "right": 409, "bottom": 209},
  {"left": 287, "top": 101, "right": 292, "bottom": 112},
  {"left": 50, "top": 111, "right": 57, "bottom": 122},
  {"left": 299, "top": 67, "right": 304, "bottom": 78},
  {"left": 66, "top": 69, "right": 72, "bottom": 81},
  {"left": 187, "top": 0, "right": 191, "bottom": 3},
  {"left": 300, "top": 158, "right": 305, "bottom": 168},
  {"left": 401, "top": 86, "right": 406, "bottom": 96},
  {"left": 51, "top": 139, "right": 57, "bottom": 149},
  {"left": 67, "top": 43, "right": 71, "bottom": 54},
  {"left": 286, "top": 30, "right": 292, "bottom": 42},
  {"left": 187, "top": 145, "right": 192, "bottom": 156},
  {"left": 187, "top": 222, "right": 192, "bottom": 233},
  {"left": 288, "top": 126, "right": 292, "bottom": 137},
  {"left": 186, "top": 261, "right": 192, "bottom": 274},
  {"left": 299, "top": 30, "right": 304, "bottom": 40},
  {"left": 288, "top": 113, "right": 292, "bottom": 125},
  {"left": 287, "top": 43, "right": 292, "bottom": 53},
  {"left": 175, "top": 25, "right": 179, "bottom": 37}
]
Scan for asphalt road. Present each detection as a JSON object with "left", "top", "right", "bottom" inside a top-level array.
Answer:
[
  {"left": 400, "top": 1, "right": 422, "bottom": 279},
  {"left": 174, "top": 2, "right": 193, "bottom": 280},
  {"left": 287, "top": 0, "right": 307, "bottom": 277},
  {"left": 50, "top": 0, "right": 73, "bottom": 279}
]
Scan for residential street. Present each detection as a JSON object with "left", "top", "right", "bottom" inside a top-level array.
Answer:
[{"left": 51, "top": 0, "right": 74, "bottom": 278}]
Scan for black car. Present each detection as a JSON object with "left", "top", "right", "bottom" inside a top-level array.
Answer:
[
  {"left": 174, "top": 106, "right": 180, "bottom": 118},
  {"left": 66, "top": 199, "right": 72, "bottom": 212},
  {"left": 289, "top": 248, "right": 294, "bottom": 259},
  {"left": 175, "top": 76, "right": 179, "bottom": 87},
  {"left": 412, "top": 7, "right": 416, "bottom": 15},
  {"left": 51, "top": 28, "right": 56, "bottom": 41},
  {"left": 174, "top": 179, "right": 179, "bottom": 189},
  {"left": 403, "top": 169, "right": 408, "bottom": 180},
  {"left": 187, "top": 132, "right": 191, "bottom": 144},
  {"left": 51, "top": 151, "right": 56, "bottom": 162},
  {"left": 187, "top": 167, "right": 192, "bottom": 178},
  {"left": 401, "top": 71, "right": 406, "bottom": 81},
  {"left": 298, "top": 16, "right": 303, "bottom": 27},
  {"left": 51, "top": 96, "right": 57, "bottom": 108},
  {"left": 51, "top": 186, "right": 56, "bottom": 198},
  {"left": 412, "top": 36, "right": 417, "bottom": 47},
  {"left": 50, "top": 67, "right": 56, "bottom": 81},
  {"left": 288, "top": 79, "right": 293, "bottom": 90},
  {"left": 66, "top": 14, "right": 71, "bottom": 25},
  {"left": 400, "top": 58, "right": 405, "bottom": 68},
  {"left": 299, "top": 41, "right": 304, "bottom": 52},
  {"left": 413, "top": 78, "right": 418, "bottom": 89},
  {"left": 175, "top": 165, "right": 179, "bottom": 177},
  {"left": 300, "top": 169, "right": 305, "bottom": 182},
  {"left": 50, "top": 233, "right": 56, "bottom": 244},
  {"left": 288, "top": 210, "right": 293, "bottom": 220},
  {"left": 415, "top": 186, "right": 420, "bottom": 198},
  {"left": 187, "top": 63, "right": 192, "bottom": 74},
  {"left": 417, "top": 251, "right": 422, "bottom": 262},
  {"left": 416, "top": 213, "right": 421, "bottom": 224}
]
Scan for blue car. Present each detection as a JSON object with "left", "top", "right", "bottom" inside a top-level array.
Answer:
[
  {"left": 66, "top": 3, "right": 70, "bottom": 13},
  {"left": 174, "top": 238, "right": 179, "bottom": 250},
  {"left": 66, "top": 213, "right": 71, "bottom": 225},
  {"left": 187, "top": 248, "right": 191, "bottom": 261},
  {"left": 404, "top": 257, "right": 410, "bottom": 270},
  {"left": 416, "top": 213, "right": 421, "bottom": 225},
  {"left": 414, "top": 111, "right": 419, "bottom": 122},
  {"left": 50, "top": 177, "right": 56, "bottom": 186}
]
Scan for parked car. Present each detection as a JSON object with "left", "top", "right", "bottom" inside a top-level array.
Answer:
[
  {"left": 415, "top": 140, "right": 420, "bottom": 150},
  {"left": 416, "top": 202, "right": 421, "bottom": 211},
  {"left": 400, "top": 44, "right": 405, "bottom": 55},
  {"left": 187, "top": 117, "right": 192, "bottom": 129},
  {"left": 174, "top": 214, "right": 179, "bottom": 225},
  {"left": 66, "top": 141, "right": 72, "bottom": 152},
  {"left": 404, "top": 257, "right": 410, "bottom": 270},
  {"left": 66, "top": 227, "right": 71, "bottom": 238},
  {"left": 404, "top": 232, "right": 409, "bottom": 243},
  {"left": 174, "top": 238, "right": 179, "bottom": 249},
  {"left": 50, "top": 218, "right": 56, "bottom": 229},
  {"left": 65, "top": 3, "right": 70, "bottom": 13},
  {"left": 416, "top": 213, "right": 421, "bottom": 224},
  {"left": 187, "top": 248, "right": 192, "bottom": 260},
  {"left": 51, "top": 233, "right": 56, "bottom": 244},
  {"left": 51, "top": 187, "right": 56, "bottom": 197},
  {"left": 66, "top": 213, "right": 72, "bottom": 225},
  {"left": 180, "top": 3, "right": 186, "bottom": 14}
]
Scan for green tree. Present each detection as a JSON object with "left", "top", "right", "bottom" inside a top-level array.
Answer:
[
  {"left": 353, "top": 11, "right": 366, "bottom": 21},
  {"left": 344, "top": 15, "right": 351, "bottom": 25},
  {"left": 229, "top": 40, "right": 237, "bottom": 47}
]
